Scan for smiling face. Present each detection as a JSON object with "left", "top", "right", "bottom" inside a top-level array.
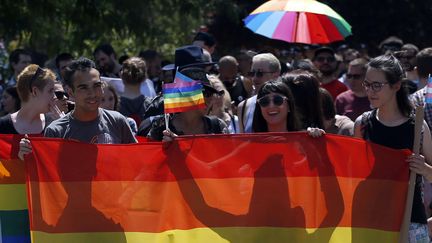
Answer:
[
  {"left": 69, "top": 68, "right": 103, "bottom": 116},
  {"left": 364, "top": 67, "right": 400, "bottom": 109},
  {"left": 258, "top": 92, "right": 289, "bottom": 129}
]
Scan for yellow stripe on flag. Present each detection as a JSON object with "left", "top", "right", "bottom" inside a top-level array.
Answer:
[
  {"left": 31, "top": 227, "right": 399, "bottom": 243},
  {"left": 0, "top": 184, "right": 28, "bottom": 210}
]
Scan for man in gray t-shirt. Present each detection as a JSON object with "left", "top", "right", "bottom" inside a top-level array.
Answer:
[
  {"left": 19, "top": 58, "right": 136, "bottom": 159},
  {"left": 45, "top": 108, "right": 136, "bottom": 144}
]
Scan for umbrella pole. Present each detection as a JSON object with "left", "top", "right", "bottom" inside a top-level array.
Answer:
[{"left": 398, "top": 106, "right": 424, "bottom": 243}]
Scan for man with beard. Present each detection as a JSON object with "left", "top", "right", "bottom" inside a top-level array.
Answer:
[
  {"left": 313, "top": 47, "right": 347, "bottom": 100},
  {"left": 93, "top": 44, "right": 122, "bottom": 78},
  {"left": 218, "top": 56, "right": 252, "bottom": 106}
]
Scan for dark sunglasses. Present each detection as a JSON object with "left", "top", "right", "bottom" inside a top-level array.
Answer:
[
  {"left": 362, "top": 80, "right": 389, "bottom": 92},
  {"left": 29, "top": 67, "right": 45, "bottom": 92},
  {"left": 248, "top": 70, "right": 274, "bottom": 78},
  {"left": 316, "top": 56, "right": 336, "bottom": 63},
  {"left": 54, "top": 91, "right": 68, "bottom": 100},
  {"left": 257, "top": 94, "right": 287, "bottom": 107},
  {"left": 203, "top": 89, "right": 225, "bottom": 98},
  {"left": 346, "top": 74, "right": 364, "bottom": 80}
]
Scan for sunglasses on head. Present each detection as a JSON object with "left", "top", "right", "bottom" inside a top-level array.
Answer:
[
  {"left": 248, "top": 70, "right": 274, "bottom": 78},
  {"left": 257, "top": 94, "right": 287, "bottom": 107},
  {"left": 54, "top": 91, "right": 68, "bottom": 100},
  {"left": 29, "top": 67, "right": 45, "bottom": 92},
  {"left": 346, "top": 74, "right": 363, "bottom": 80}
]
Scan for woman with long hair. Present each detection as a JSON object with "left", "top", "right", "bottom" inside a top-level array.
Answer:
[
  {"left": 207, "top": 75, "right": 239, "bottom": 134},
  {"left": 251, "top": 80, "right": 324, "bottom": 137},
  {"left": 282, "top": 70, "right": 324, "bottom": 129},
  {"left": 252, "top": 80, "right": 301, "bottom": 133},
  {"left": 354, "top": 54, "right": 432, "bottom": 242}
]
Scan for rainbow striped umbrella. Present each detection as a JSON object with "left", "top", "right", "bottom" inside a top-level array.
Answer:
[{"left": 244, "top": 0, "right": 352, "bottom": 44}]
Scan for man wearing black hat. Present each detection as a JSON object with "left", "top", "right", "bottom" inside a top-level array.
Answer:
[
  {"left": 313, "top": 47, "right": 348, "bottom": 100},
  {"left": 139, "top": 45, "right": 227, "bottom": 140}
]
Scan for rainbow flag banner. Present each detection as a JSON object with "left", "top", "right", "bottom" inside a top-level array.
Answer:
[
  {"left": 426, "top": 77, "right": 432, "bottom": 104},
  {"left": 163, "top": 71, "right": 206, "bottom": 113},
  {"left": 0, "top": 135, "right": 31, "bottom": 243},
  {"left": 26, "top": 133, "right": 410, "bottom": 243}
]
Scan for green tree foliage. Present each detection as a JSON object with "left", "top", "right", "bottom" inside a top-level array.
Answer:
[{"left": 0, "top": 0, "right": 208, "bottom": 58}]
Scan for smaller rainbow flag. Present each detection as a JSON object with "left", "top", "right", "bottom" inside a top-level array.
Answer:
[
  {"left": 163, "top": 71, "right": 206, "bottom": 113},
  {"left": 426, "top": 77, "right": 432, "bottom": 104}
]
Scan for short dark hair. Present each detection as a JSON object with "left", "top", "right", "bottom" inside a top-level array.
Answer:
[
  {"left": 313, "top": 47, "right": 335, "bottom": 60},
  {"left": 415, "top": 48, "right": 432, "bottom": 79},
  {"left": 367, "top": 54, "right": 412, "bottom": 117},
  {"left": 93, "top": 44, "right": 116, "bottom": 58},
  {"left": 9, "top": 49, "right": 31, "bottom": 65},
  {"left": 55, "top": 53, "right": 74, "bottom": 69},
  {"left": 63, "top": 57, "right": 97, "bottom": 89},
  {"left": 193, "top": 32, "right": 216, "bottom": 47},
  {"left": 138, "top": 50, "right": 160, "bottom": 61}
]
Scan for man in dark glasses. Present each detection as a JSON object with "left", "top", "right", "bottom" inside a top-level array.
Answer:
[
  {"left": 237, "top": 53, "right": 281, "bottom": 133},
  {"left": 313, "top": 47, "right": 348, "bottom": 100},
  {"left": 334, "top": 58, "right": 371, "bottom": 121}
]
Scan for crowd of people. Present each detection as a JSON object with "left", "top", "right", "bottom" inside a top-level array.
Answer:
[{"left": 1, "top": 33, "right": 432, "bottom": 242}]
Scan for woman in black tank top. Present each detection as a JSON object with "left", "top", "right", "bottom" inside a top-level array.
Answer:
[{"left": 354, "top": 55, "right": 432, "bottom": 243}]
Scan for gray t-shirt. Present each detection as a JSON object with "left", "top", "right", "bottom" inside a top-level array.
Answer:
[{"left": 44, "top": 108, "right": 137, "bottom": 144}]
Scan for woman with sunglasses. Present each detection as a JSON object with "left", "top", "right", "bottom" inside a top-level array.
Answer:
[
  {"left": 353, "top": 54, "right": 432, "bottom": 243},
  {"left": 251, "top": 80, "right": 324, "bottom": 137},
  {"left": 45, "top": 82, "right": 70, "bottom": 121},
  {"left": 206, "top": 75, "right": 240, "bottom": 134},
  {"left": 0, "top": 64, "right": 57, "bottom": 134}
]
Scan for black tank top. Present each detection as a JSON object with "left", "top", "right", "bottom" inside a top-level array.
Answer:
[
  {"left": 227, "top": 77, "right": 248, "bottom": 106},
  {"left": 361, "top": 109, "right": 427, "bottom": 224}
]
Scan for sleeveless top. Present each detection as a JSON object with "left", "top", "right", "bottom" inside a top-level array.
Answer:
[
  {"left": 361, "top": 109, "right": 427, "bottom": 224},
  {"left": 227, "top": 77, "right": 249, "bottom": 106}
]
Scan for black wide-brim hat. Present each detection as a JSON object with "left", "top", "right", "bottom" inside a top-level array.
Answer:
[{"left": 165, "top": 45, "right": 216, "bottom": 71}]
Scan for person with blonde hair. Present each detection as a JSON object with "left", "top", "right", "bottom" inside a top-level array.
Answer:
[
  {"left": 0, "top": 64, "right": 58, "bottom": 243},
  {"left": 237, "top": 53, "right": 281, "bottom": 133},
  {"left": 0, "top": 64, "right": 57, "bottom": 134},
  {"left": 207, "top": 75, "right": 239, "bottom": 133}
]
